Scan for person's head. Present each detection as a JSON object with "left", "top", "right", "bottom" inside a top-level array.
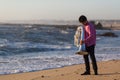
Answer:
[{"left": 79, "top": 15, "right": 88, "bottom": 25}]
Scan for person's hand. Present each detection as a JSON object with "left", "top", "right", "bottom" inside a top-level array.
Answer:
[{"left": 80, "top": 40, "right": 84, "bottom": 45}]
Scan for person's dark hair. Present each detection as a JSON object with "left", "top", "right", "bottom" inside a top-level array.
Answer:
[{"left": 79, "top": 15, "right": 87, "bottom": 23}]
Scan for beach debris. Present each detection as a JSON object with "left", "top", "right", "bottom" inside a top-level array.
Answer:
[
  {"left": 55, "top": 70, "right": 58, "bottom": 72},
  {"left": 74, "top": 71, "right": 79, "bottom": 74},
  {"left": 41, "top": 75, "right": 45, "bottom": 78},
  {"left": 61, "top": 74, "right": 64, "bottom": 76}
]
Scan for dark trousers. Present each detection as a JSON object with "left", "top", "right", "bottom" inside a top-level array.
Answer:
[{"left": 83, "top": 45, "right": 98, "bottom": 73}]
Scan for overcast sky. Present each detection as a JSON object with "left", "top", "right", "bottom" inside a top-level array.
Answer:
[{"left": 0, "top": 0, "right": 120, "bottom": 21}]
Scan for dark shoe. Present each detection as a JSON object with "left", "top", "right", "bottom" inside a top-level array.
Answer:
[
  {"left": 94, "top": 70, "right": 98, "bottom": 75},
  {"left": 81, "top": 71, "right": 90, "bottom": 75},
  {"left": 95, "top": 72, "right": 98, "bottom": 75}
]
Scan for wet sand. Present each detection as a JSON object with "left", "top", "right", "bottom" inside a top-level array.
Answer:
[{"left": 0, "top": 60, "right": 120, "bottom": 80}]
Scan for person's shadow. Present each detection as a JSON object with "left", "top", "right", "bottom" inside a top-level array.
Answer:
[{"left": 98, "top": 72, "right": 120, "bottom": 76}]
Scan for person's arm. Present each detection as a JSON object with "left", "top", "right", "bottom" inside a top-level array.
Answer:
[
  {"left": 80, "top": 25, "right": 94, "bottom": 45},
  {"left": 84, "top": 25, "right": 94, "bottom": 42},
  {"left": 80, "top": 40, "right": 84, "bottom": 45}
]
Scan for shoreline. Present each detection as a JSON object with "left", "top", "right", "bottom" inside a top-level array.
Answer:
[
  {"left": 0, "top": 23, "right": 120, "bottom": 30},
  {"left": 0, "top": 60, "right": 120, "bottom": 80}
]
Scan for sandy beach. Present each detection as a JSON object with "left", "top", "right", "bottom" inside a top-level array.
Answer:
[{"left": 0, "top": 60, "right": 119, "bottom": 80}]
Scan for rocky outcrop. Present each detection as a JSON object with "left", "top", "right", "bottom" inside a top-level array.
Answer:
[{"left": 98, "top": 32, "right": 118, "bottom": 37}]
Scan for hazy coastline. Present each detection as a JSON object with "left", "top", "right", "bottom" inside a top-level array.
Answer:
[{"left": 0, "top": 20, "right": 120, "bottom": 30}]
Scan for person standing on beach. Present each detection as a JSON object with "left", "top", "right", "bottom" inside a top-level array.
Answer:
[{"left": 79, "top": 15, "right": 98, "bottom": 75}]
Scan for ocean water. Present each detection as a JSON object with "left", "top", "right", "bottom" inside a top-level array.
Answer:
[{"left": 0, "top": 25, "right": 120, "bottom": 74}]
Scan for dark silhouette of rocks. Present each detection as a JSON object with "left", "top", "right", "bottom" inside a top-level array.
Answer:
[
  {"left": 90, "top": 21, "right": 103, "bottom": 29},
  {"left": 98, "top": 32, "right": 118, "bottom": 37}
]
